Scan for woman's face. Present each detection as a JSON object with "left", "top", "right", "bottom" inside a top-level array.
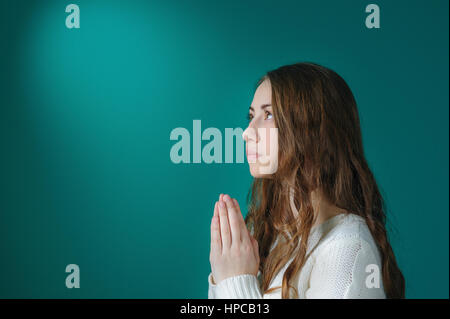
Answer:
[{"left": 242, "top": 79, "right": 279, "bottom": 177}]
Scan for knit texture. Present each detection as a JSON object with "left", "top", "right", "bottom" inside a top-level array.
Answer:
[{"left": 208, "top": 213, "right": 386, "bottom": 299}]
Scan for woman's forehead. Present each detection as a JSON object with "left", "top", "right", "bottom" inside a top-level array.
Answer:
[{"left": 251, "top": 80, "right": 272, "bottom": 110}]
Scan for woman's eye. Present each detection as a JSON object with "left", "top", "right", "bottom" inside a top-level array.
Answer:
[{"left": 247, "top": 112, "right": 272, "bottom": 121}]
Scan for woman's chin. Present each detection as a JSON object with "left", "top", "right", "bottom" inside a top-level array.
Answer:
[{"left": 248, "top": 163, "right": 273, "bottom": 179}]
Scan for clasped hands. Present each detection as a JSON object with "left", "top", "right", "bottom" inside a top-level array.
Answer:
[{"left": 209, "top": 193, "right": 260, "bottom": 285}]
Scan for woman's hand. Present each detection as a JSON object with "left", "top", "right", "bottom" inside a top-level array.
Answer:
[{"left": 209, "top": 193, "right": 260, "bottom": 284}]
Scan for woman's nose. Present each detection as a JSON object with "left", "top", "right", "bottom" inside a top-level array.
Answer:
[{"left": 242, "top": 124, "right": 259, "bottom": 143}]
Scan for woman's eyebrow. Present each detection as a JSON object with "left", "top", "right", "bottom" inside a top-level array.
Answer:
[{"left": 249, "top": 104, "right": 272, "bottom": 112}]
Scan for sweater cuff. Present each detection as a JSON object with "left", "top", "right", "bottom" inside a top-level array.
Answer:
[{"left": 214, "top": 274, "right": 263, "bottom": 299}]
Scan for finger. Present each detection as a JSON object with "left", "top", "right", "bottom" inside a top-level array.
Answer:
[
  {"left": 223, "top": 194, "right": 244, "bottom": 244},
  {"left": 211, "top": 202, "right": 221, "bottom": 247},
  {"left": 210, "top": 202, "right": 222, "bottom": 253},
  {"left": 219, "top": 193, "right": 224, "bottom": 201},
  {"left": 218, "top": 199, "right": 231, "bottom": 249},
  {"left": 233, "top": 198, "right": 250, "bottom": 239},
  {"left": 228, "top": 197, "right": 250, "bottom": 243},
  {"left": 213, "top": 199, "right": 219, "bottom": 218},
  {"left": 232, "top": 198, "right": 240, "bottom": 211}
]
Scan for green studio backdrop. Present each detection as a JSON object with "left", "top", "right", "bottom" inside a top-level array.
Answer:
[{"left": 0, "top": 0, "right": 448, "bottom": 298}]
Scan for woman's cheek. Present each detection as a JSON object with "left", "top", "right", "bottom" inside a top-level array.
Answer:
[
  {"left": 267, "top": 124, "right": 278, "bottom": 173},
  {"left": 265, "top": 124, "right": 276, "bottom": 157}
]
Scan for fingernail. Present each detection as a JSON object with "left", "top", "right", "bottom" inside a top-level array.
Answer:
[{"left": 224, "top": 194, "right": 230, "bottom": 201}]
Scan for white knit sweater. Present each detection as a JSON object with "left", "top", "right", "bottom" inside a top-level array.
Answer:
[{"left": 208, "top": 213, "right": 386, "bottom": 299}]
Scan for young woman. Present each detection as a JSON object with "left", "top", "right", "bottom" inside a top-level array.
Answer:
[{"left": 208, "top": 62, "right": 405, "bottom": 299}]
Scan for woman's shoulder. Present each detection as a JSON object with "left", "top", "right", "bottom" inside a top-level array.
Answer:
[
  {"left": 313, "top": 213, "right": 380, "bottom": 259},
  {"left": 306, "top": 213, "right": 386, "bottom": 298}
]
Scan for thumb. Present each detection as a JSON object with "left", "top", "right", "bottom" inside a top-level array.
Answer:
[{"left": 250, "top": 235, "right": 259, "bottom": 262}]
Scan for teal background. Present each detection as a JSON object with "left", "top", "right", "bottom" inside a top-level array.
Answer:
[{"left": 0, "top": 0, "right": 448, "bottom": 298}]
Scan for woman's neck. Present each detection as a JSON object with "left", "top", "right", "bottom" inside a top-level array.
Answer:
[{"left": 289, "top": 185, "right": 346, "bottom": 229}]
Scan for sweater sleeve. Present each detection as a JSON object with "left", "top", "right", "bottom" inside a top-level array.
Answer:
[
  {"left": 208, "top": 271, "right": 263, "bottom": 299},
  {"left": 305, "top": 235, "right": 386, "bottom": 299}
]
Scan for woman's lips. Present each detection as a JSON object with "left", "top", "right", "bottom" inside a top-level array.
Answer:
[{"left": 246, "top": 151, "right": 259, "bottom": 161}]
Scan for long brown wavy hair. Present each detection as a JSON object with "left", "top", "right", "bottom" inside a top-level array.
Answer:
[{"left": 244, "top": 62, "right": 405, "bottom": 299}]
